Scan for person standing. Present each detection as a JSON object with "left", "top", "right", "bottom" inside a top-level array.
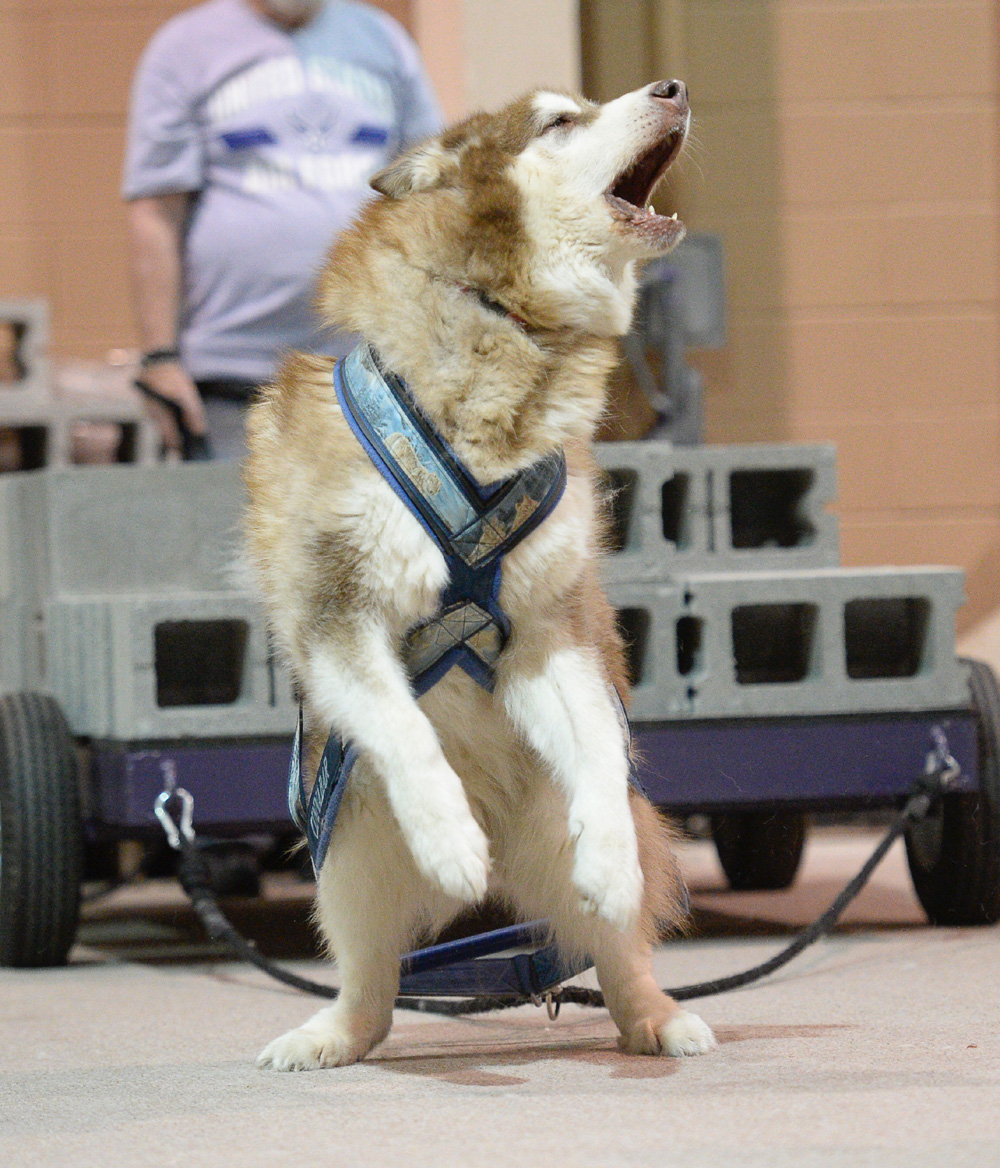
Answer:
[{"left": 123, "top": 0, "right": 441, "bottom": 458}]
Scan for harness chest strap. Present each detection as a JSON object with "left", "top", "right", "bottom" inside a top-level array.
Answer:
[{"left": 289, "top": 341, "right": 567, "bottom": 872}]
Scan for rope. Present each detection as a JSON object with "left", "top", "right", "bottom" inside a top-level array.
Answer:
[{"left": 175, "top": 772, "right": 944, "bottom": 1017}]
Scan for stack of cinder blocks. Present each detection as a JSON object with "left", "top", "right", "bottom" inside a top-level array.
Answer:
[
  {"left": 0, "top": 463, "right": 295, "bottom": 740},
  {"left": 594, "top": 442, "right": 966, "bottom": 722},
  {"left": 0, "top": 437, "right": 967, "bottom": 743},
  {"left": 0, "top": 299, "right": 156, "bottom": 468}
]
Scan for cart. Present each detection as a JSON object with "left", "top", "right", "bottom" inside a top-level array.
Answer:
[{"left": 0, "top": 443, "right": 998, "bottom": 969}]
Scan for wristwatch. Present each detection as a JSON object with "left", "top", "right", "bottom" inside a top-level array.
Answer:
[{"left": 139, "top": 347, "right": 181, "bottom": 368}]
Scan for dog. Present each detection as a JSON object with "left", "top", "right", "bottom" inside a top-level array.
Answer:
[{"left": 244, "top": 79, "right": 716, "bottom": 1069}]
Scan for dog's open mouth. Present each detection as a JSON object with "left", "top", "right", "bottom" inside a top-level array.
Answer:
[{"left": 605, "top": 128, "right": 685, "bottom": 243}]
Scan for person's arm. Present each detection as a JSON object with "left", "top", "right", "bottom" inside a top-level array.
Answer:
[
  {"left": 126, "top": 193, "right": 207, "bottom": 448},
  {"left": 122, "top": 17, "right": 209, "bottom": 450}
]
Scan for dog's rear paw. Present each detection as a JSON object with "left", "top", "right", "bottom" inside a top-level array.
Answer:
[
  {"left": 407, "top": 810, "right": 491, "bottom": 903},
  {"left": 257, "top": 1024, "right": 367, "bottom": 1072},
  {"left": 658, "top": 1010, "right": 716, "bottom": 1057},
  {"left": 570, "top": 818, "right": 643, "bottom": 931}
]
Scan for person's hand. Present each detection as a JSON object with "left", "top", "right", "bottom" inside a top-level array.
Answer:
[{"left": 136, "top": 360, "right": 208, "bottom": 452}]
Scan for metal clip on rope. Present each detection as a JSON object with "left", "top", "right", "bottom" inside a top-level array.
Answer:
[
  {"left": 153, "top": 785, "right": 195, "bottom": 851},
  {"left": 927, "top": 724, "right": 961, "bottom": 789}
]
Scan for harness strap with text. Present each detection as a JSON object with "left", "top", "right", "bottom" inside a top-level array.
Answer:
[{"left": 289, "top": 341, "right": 567, "bottom": 872}]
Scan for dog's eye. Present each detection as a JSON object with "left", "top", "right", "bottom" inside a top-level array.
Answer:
[{"left": 543, "top": 113, "right": 576, "bottom": 134}]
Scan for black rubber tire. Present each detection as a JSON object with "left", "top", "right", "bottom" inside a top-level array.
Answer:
[
  {"left": 197, "top": 840, "right": 262, "bottom": 898},
  {"left": 710, "top": 809, "right": 807, "bottom": 891},
  {"left": 904, "top": 658, "right": 1000, "bottom": 926},
  {"left": 0, "top": 693, "right": 83, "bottom": 967}
]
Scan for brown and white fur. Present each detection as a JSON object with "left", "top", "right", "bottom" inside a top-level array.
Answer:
[{"left": 245, "top": 80, "right": 715, "bottom": 1069}]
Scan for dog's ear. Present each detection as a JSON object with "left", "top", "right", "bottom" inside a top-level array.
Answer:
[{"left": 370, "top": 140, "right": 459, "bottom": 199}]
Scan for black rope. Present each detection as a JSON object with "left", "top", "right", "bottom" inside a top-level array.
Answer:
[
  {"left": 175, "top": 773, "right": 943, "bottom": 1017},
  {"left": 177, "top": 840, "right": 465, "bottom": 1013}
]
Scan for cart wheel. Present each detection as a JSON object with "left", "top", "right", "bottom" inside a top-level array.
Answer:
[
  {"left": 710, "top": 809, "right": 807, "bottom": 890},
  {"left": 904, "top": 658, "right": 1000, "bottom": 926},
  {"left": 198, "top": 840, "right": 262, "bottom": 898},
  {"left": 0, "top": 693, "right": 83, "bottom": 967}
]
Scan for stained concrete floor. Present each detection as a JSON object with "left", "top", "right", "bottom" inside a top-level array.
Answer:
[{"left": 1, "top": 829, "right": 998, "bottom": 1168}]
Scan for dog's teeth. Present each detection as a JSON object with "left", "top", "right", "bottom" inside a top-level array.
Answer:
[{"left": 670, "top": 212, "right": 678, "bottom": 220}]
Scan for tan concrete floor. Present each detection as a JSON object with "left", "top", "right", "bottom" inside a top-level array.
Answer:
[{"left": 1, "top": 828, "right": 998, "bottom": 1168}]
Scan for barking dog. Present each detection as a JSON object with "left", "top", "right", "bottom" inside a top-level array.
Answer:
[{"left": 245, "top": 80, "right": 715, "bottom": 1069}]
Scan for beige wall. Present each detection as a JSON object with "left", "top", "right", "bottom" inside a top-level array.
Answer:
[
  {"left": 0, "top": 0, "right": 413, "bottom": 362},
  {"left": 5, "top": 0, "right": 1000, "bottom": 629},
  {"left": 413, "top": 0, "right": 581, "bottom": 119},
  {"left": 462, "top": 0, "right": 580, "bottom": 111},
  {"left": 585, "top": 0, "right": 1000, "bottom": 633},
  {"left": 0, "top": 0, "right": 578, "bottom": 364},
  {"left": 0, "top": 1, "right": 194, "bottom": 359}
]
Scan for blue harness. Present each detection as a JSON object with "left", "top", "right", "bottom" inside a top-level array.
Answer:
[{"left": 288, "top": 342, "right": 568, "bottom": 873}]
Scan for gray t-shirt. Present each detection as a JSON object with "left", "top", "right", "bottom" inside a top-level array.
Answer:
[{"left": 123, "top": 0, "right": 441, "bottom": 381}]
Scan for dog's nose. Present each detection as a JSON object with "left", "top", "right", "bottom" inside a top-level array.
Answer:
[{"left": 650, "top": 79, "right": 688, "bottom": 110}]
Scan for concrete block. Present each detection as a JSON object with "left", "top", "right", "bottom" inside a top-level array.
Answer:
[
  {"left": 44, "top": 361, "right": 157, "bottom": 466},
  {"left": 0, "top": 298, "right": 53, "bottom": 421},
  {"left": 0, "top": 462, "right": 969, "bottom": 745},
  {"left": 21, "top": 462, "right": 243, "bottom": 597},
  {"left": 48, "top": 395, "right": 159, "bottom": 468},
  {"left": 595, "top": 439, "right": 839, "bottom": 582},
  {"left": 611, "top": 566, "right": 967, "bottom": 722},
  {"left": 1, "top": 465, "right": 297, "bottom": 738},
  {"left": 604, "top": 579, "right": 681, "bottom": 721},
  {"left": 46, "top": 592, "right": 296, "bottom": 740},
  {"left": 0, "top": 474, "right": 46, "bottom": 693}
]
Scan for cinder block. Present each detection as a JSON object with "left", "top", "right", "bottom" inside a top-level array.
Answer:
[
  {"left": 605, "top": 579, "right": 681, "bottom": 720},
  {"left": 46, "top": 592, "right": 296, "bottom": 740},
  {"left": 0, "top": 464, "right": 298, "bottom": 738},
  {"left": 0, "top": 297, "right": 53, "bottom": 420},
  {"left": 49, "top": 392, "right": 159, "bottom": 467},
  {"left": 614, "top": 566, "right": 967, "bottom": 721},
  {"left": 595, "top": 439, "right": 839, "bottom": 582},
  {"left": 0, "top": 459, "right": 971, "bottom": 745},
  {"left": 24, "top": 462, "right": 244, "bottom": 597},
  {"left": 0, "top": 474, "right": 42, "bottom": 692}
]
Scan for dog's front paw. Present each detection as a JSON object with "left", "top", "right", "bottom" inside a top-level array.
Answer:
[
  {"left": 257, "top": 1021, "right": 367, "bottom": 1072},
  {"left": 405, "top": 803, "right": 491, "bottom": 903},
  {"left": 570, "top": 814, "right": 643, "bottom": 931},
  {"left": 658, "top": 1010, "right": 716, "bottom": 1057}
]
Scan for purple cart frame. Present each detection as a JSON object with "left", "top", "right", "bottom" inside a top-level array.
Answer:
[{"left": 86, "top": 709, "right": 979, "bottom": 836}]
